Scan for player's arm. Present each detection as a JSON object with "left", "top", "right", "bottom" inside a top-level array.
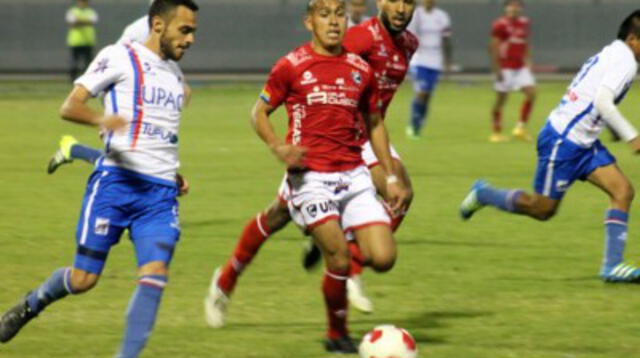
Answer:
[
  {"left": 443, "top": 35, "right": 453, "bottom": 73},
  {"left": 183, "top": 82, "right": 192, "bottom": 107},
  {"left": 59, "top": 85, "right": 126, "bottom": 131},
  {"left": 364, "top": 112, "right": 408, "bottom": 213},
  {"left": 489, "top": 35, "right": 503, "bottom": 80},
  {"left": 251, "top": 99, "right": 306, "bottom": 168},
  {"left": 594, "top": 85, "right": 640, "bottom": 153}
]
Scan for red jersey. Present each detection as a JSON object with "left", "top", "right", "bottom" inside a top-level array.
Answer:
[
  {"left": 260, "top": 43, "right": 379, "bottom": 172},
  {"left": 491, "top": 16, "right": 530, "bottom": 69},
  {"left": 343, "top": 17, "right": 418, "bottom": 117}
]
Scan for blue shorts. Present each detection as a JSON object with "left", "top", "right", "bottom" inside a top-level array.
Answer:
[
  {"left": 533, "top": 124, "right": 616, "bottom": 200},
  {"left": 74, "top": 167, "right": 180, "bottom": 274},
  {"left": 410, "top": 66, "right": 441, "bottom": 93}
]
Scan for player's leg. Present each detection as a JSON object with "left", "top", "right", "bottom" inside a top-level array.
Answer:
[
  {"left": 586, "top": 164, "right": 640, "bottom": 282},
  {"left": 47, "top": 135, "right": 104, "bottom": 174},
  {"left": 119, "top": 186, "right": 180, "bottom": 358},
  {"left": 205, "top": 197, "right": 291, "bottom": 328},
  {"left": 407, "top": 67, "right": 439, "bottom": 139},
  {"left": 370, "top": 157, "right": 413, "bottom": 232},
  {"left": 310, "top": 219, "right": 356, "bottom": 353},
  {"left": 0, "top": 170, "right": 122, "bottom": 343},
  {"left": 491, "top": 69, "right": 510, "bottom": 142},
  {"left": 512, "top": 68, "right": 537, "bottom": 141}
]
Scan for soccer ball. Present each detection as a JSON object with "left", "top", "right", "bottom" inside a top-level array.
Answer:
[{"left": 359, "top": 324, "right": 418, "bottom": 358}]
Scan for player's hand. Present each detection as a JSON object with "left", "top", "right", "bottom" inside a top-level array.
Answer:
[
  {"left": 384, "top": 175, "right": 409, "bottom": 216},
  {"left": 100, "top": 115, "right": 128, "bottom": 133},
  {"left": 176, "top": 173, "right": 189, "bottom": 196},
  {"left": 272, "top": 144, "right": 308, "bottom": 169},
  {"left": 629, "top": 136, "right": 640, "bottom": 154}
]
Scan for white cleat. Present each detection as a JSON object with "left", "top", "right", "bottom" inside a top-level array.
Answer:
[
  {"left": 204, "top": 267, "right": 230, "bottom": 328},
  {"left": 347, "top": 275, "right": 374, "bottom": 314}
]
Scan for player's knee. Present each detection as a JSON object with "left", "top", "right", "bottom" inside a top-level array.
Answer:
[
  {"left": 264, "top": 201, "right": 291, "bottom": 231},
  {"left": 369, "top": 250, "right": 396, "bottom": 273},
  {"left": 415, "top": 91, "right": 430, "bottom": 103},
  {"left": 613, "top": 182, "right": 635, "bottom": 205},
  {"left": 69, "top": 270, "right": 99, "bottom": 293},
  {"left": 324, "top": 248, "right": 351, "bottom": 273}
]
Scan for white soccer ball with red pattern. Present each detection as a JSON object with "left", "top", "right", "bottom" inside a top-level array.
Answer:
[{"left": 359, "top": 324, "right": 418, "bottom": 358}]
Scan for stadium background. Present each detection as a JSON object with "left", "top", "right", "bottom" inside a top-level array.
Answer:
[{"left": 1, "top": 0, "right": 639, "bottom": 73}]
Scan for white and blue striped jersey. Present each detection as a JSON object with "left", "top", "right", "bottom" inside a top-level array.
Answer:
[
  {"left": 117, "top": 16, "right": 150, "bottom": 45},
  {"left": 548, "top": 40, "right": 637, "bottom": 147},
  {"left": 75, "top": 41, "right": 185, "bottom": 184},
  {"left": 407, "top": 6, "right": 451, "bottom": 71}
]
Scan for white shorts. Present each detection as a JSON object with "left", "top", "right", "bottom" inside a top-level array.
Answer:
[
  {"left": 361, "top": 140, "right": 401, "bottom": 169},
  {"left": 277, "top": 141, "right": 402, "bottom": 202},
  {"left": 494, "top": 67, "right": 536, "bottom": 92},
  {"left": 286, "top": 166, "right": 390, "bottom": 234}
]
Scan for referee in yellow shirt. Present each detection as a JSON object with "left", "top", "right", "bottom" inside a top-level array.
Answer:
[{"left": 66, "top": 0, "right": 98, "bottom": 81}]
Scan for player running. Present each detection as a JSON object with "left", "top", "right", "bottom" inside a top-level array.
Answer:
[
  {"left": 47, "top": 0, "right": 192, "bottom": 175},
  {"left": 406, "top": 0, "right": 452, "bottom": 139},
  {"left": 0, "top": 2, "right": 197, "bottom": 357},
  {"left": 489, "top": 0, "right": 536, "bottom": 143},
  {"left": 204, "top": 0, "right": 417, "bottom": 326},
  {"left": 252, "top": 0, "right": 407, "bottom": 351},
  {"left": 460, "top": 10, "right": 640, "bottom": 283}
]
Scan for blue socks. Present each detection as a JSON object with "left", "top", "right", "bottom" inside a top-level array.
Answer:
[
  {"left": 26, "top": 267, "right": 74, "bottom": 315},
  {"left": 477, "top": 186, "right": 523, "bottom": 213},
  {"left": 410, "top": 98, "right": 428, "bottom": 134},
  {"left": 70, "top": 144, "right": 103, "bottom": 164},
  {"left": 603, "top": 209, "right": 629, "bottom": 268},
  {"left": 117, "top": 275, "right": 167, "bottom": 358}
]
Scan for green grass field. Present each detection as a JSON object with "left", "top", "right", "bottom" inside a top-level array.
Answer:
[{"left": 1, "top": 79, "right": 640, "bottom": 358}]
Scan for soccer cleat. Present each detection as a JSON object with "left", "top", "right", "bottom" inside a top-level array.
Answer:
[
  {"left": 460, "top": 180, "right": 488, "bottom": 220},
  {"left": 512, "top": 126, "right": 533, "bottom": 142},
  {"left": 488, "top": 133, "right": 509, "bottom": 143},
  {"left": 405, "top": 126, "right": 420, "bottom": 140},
  {"left": 204, "top": 267, "right": 230, "bottom": 328},
  {"left": 324, "top": 335, "right": 358, "bottom": 354},
  {"left": 0, "top": 299, "right": 36, "bottom": 343},
  {"left": 347, "top": 276, "right": 374, "bottom": 314},
  {"left": 47, "top": 135, "right": 78, "bottom": 174},
  {"left": 302, "top": 240, "right": 322, "bottom": 271},
  {"left": 600, "top": 263, "right": 640, "bottom": 283}
]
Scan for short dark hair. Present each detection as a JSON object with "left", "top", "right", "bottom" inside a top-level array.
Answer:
[
  {"left": 148, "top": 0, "right": 199, "bottom": 27},
  {"left": 504, "top": 0, "right": 523, "bottom": 6},
  {"left": 617, "top": 10, "right": 640, "bottom": 41},
  {"left": 307, "top": 0, "right": 346, "bottom": 14}
]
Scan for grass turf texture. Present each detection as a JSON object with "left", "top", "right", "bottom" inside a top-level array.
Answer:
[{"left": 1, "top": 80, "right": 639, "bottom": 358}]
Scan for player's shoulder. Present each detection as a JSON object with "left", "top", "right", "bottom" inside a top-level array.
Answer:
[
  {"left": 344, "top": 51, "right": 372, "bottom": 74},
  {"left": 400, "top": 30, "right": 419, "bottom": 53},
  {"left": 492, "top": 16, "right": 508, "bottom": 27},
  {"left": 281, "top": 44, "right": 315, "bottom": 69},
  {"left": 95, "top": 43, "right": 130, "bottom": 62},
  {"left": 605, "top": 40, "right": 637, "bottom": 67},
  {"left": 347, "top": 18, "right": 377, "bottom": 43}
]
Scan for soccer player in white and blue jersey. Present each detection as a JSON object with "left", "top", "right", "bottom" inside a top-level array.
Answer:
[
  {"left": 0, "top": 1, "right": 198, "bottom": 356},
  {"left": 460, "top": 10, "right": 640, "bottom": 283},
  {"left": 406, "top": 0, "right": 452, "bottom": 139}
]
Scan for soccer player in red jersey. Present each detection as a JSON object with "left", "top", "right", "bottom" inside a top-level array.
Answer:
[
  {"left": 489, "top": 0, "right": 536, "bottom": 143},
  {"left": 228, "top": 0, "right": 407, "bottom": 352},
  {"left": 205, "top": 0, "right": 417, "bottom": 326}
]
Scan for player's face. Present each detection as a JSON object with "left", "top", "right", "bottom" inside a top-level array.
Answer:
[
  {"left": 504, "top": 1, "right": 523, "bottom": 18},
  {"left": 378, "top": 0, "right": 416, "bottom": 34},
  {"left": 305, "top": 0, "right": 348, "bottom": 52},
  {"left": 158, "top": 6, "right": 197, "bottom": 61},
  {"left": 348, "top": 0, "right": 367, "bottom": 22}
]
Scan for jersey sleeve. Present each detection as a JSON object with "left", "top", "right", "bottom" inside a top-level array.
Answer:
[
  {"left": 491, "top": 20, "right": 507, "bottom": 40},
  {"left": 259, "top": 57, "right": 293, "bottom": 108},
  {"left": 343, "top": 26, "right": 373, "bottom": 57},
  {"left": 74, "top": 45, "right": 127, "bottom": 97},
  {"left": 601, "top": 52, "right": 637, "bottom": 96}
]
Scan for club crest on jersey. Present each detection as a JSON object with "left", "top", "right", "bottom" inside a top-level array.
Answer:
[
  {"left": 351, "top": 71, "right": 362, "bottom": 85},
  {"left": 306, "top": 204, "right": 318, "bottom": 218},
  {"left": 300, "top": 71, "right": 317, "bottom": 85}
]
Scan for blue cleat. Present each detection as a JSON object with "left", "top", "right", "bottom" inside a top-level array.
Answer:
[
  {"left": 600, "top": 263, "right": 640, "bottom": 283},
  {"left": 460, "top": 180, "right": 488, "bottom": 220}
]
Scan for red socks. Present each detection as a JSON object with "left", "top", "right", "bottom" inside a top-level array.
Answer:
[
  {"left": 323, "top": 269, "right": 349, "bottom": 339},
  {"left": 520, "top": 99, "right": 533, "bottom": 124},
  {"left": 217, "top": 213, "right": 270, "bottom": 294}
]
